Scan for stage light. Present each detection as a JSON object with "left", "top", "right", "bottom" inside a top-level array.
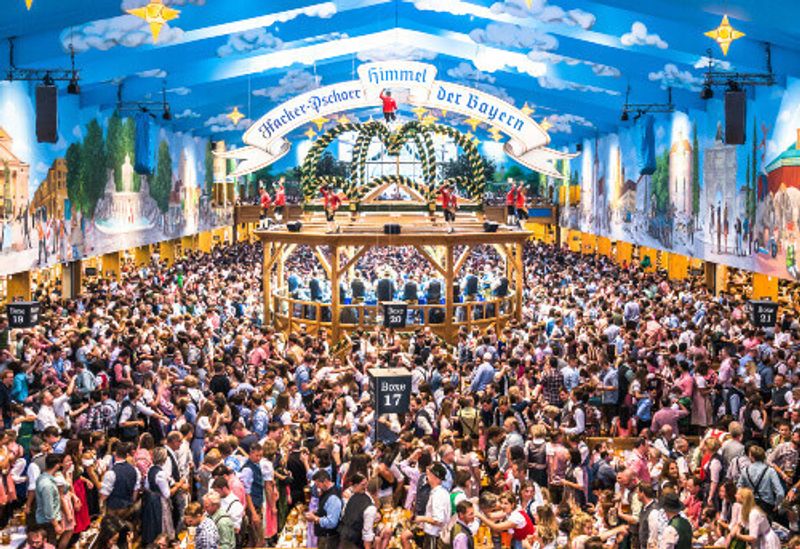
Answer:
[
  {"left": 162, "top": 105, "right": 172, "bottom": 120},
  {"left": 620, "top": 110, "right": 629, "bottom": 122},
  {"left": 67, "top": 76, "right": 80, "bottom": 95},
  {"left": 700, "top": 84, "right": 714, "bottom": 100},
  {"left": 727, "top": 80, "right": 741, "bottom": 92}
]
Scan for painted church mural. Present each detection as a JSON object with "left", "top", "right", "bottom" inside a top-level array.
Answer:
[
  {"left": 560, "top": 77, "right": 800, "bottom": 282},
  {"left": 0, "top": 81, "right": 232, "bottom": 276}
]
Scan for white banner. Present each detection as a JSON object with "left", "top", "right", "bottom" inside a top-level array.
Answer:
[{"left": 221, "top": 61, "right": 576, "bottom": 178}]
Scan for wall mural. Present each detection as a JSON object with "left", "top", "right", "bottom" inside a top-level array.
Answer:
[
  {"left": 0, "top": 81, "right": 232, "bottom": 277},
  {"left": 560, "top": 77, "right": 800, "bottom": 281}
]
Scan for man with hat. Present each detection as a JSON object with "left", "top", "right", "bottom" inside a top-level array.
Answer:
[
  {"left": 660, "top": 492, "right": 692, "bottom": 549},
  {"left": 413, "top": 462, "right": 451, "bottom": 549}
]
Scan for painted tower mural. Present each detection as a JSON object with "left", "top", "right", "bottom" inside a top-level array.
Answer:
[
  {"left": 0, "top": 81, "right": 233, "bottom": 276},
  {"left": 559, "top": 77, "right": 800, "bottom": 281}
]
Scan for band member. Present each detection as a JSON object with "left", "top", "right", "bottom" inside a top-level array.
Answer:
[
  {"left": 505, "top": 182, "right": 518, "bottom": 226},
  {"left": 273, "top": 178, "right": 286, "bottom": 223},
  {"left": 439, "top": 185, "right": 457, "bottom": 233},
  {"left": 380, "top": 89, "right": 398, "bottom": 123},
  {"left": 321, "top": 185, "right": 342, "bottom": 233},
  {"left": 259, "top": 186, "right": 272, "bottom": 228},
  {"left": 515, "top": 185, "right": 528, "bottom": 227}
]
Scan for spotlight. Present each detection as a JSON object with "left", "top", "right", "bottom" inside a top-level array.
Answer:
[
  {"left": 700, "top": 84, "right": 714, "bottom": 100},
  {"left": 162, "top": 105, "right": 172, "bottom": 120},
  {"left": 67, "top": 75, "right": 80, "bottom": 95},
  {"left": 727, "top": 80, "right": 741, "bottom": 92},
  {"left": 42, "top": 72, "right": 55, "bottom": 87},
  {"left": 633, "top": 110, "right": 643, "bottom": 122},
  {"left": 620, "top": 110, "right": 629, "bottom": 122}
]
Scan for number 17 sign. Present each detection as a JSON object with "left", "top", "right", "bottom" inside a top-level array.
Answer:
[{"left": 369, "top": 367, "right": 412, "bottom": 416}]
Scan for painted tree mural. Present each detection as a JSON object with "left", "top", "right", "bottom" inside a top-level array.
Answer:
[
  {"left": 651, "top": 150, "right": 670, "bottom": 214},
  {"left": 204, "top": 140, "right": 214, "bottom": 196},
  {"left": 80, "top": 119, "right": 107, "bottom": 215},
  {"left": 65, "top": 143, "right": 84, "bottom": 214},
  {"left": 151, "top": 140, "right": 173, "bottom": 212}
]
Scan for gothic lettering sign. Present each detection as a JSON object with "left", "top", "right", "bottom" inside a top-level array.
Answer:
[
  {"left": 383, "top": 302, "right": 408, "bottom": 329},
  {"left": 222, "top": 61, "right": 575, "bottom": 178},
  {"left": 7, "top": 301, "right": 40, "bottom": 328},
  {"left": 369, "top": 367, "right": 412, "bottom": 415},
  {"left": 750, "top": 300, "right": 778, "bottom": 328}
]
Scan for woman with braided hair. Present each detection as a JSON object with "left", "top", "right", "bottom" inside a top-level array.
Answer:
[{"left": 320, "top": 185, "right": 343, "bottom": 233}]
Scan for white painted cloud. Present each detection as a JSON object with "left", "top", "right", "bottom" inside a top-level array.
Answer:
[
  {"left": 217, "top": 28, "right": 283, "bottom": 57},
  {"left": 205, "top": 113, "right": 254, "bottom": 133},
  {"left": 592, "top": 63, "right": 621, "bottom": 77},
  {"left": 167, "top": 87, "right": 192, "bottom": 96},
  {"left": 490, "top": 0, "right": 596, "bottom": 29},
  {"left": 538, "top": 75, "right": 620, "bottom": 95},
  {"left": 620, "top": 22, "right": 668, "bottom": 49},
  {"left": 470, "top": 22, "right": 558, "bottom": 51},
  {"left": 175, "top": 109, "right": 201, "bottom": 119},
  {"left": 472, "top": 82, "right": 516, "bottom": 105},
  {"left": 60, "top": 14, "right": 185, "bottom": 53},
  {"left": 412, "top": 0, "right": 482, "bottom": 16},
  {"left": 693, "top": 56, "right": 732, "bottom": 71},
  {"left": 298, "top": 32, "right": 349, "bottom": 45},
  {"left": 72, "top": 125, "right": 83, "bottom": 139},
  {"left": 357, "top": 44, "right": 437, "bottom": 62},
  {"left": 137, "top": 69, "right": 167, "bottom": 79},
  {"left": 474, "top": 50, "right": 547, "bottom": 77},
  {"left": 252, "top": 70, "right": 321, "bottom": 102},
  {"left": 447, "top": 62, "right": 496, "bottom": 83},
  {"left": 648, "top": 63, "right": 704, "bottom": 91},
  {"left": 546, "top": 113, "right": 593, "bottom": 134}
]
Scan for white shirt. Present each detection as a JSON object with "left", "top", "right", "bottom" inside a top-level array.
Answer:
[
  {"left": 220, "top": 492, "right": 245, "bottom": 531},
  {"left": 100, "top": 460, "right": 143, "bottom": 497},
  {"left": 362, "top": 494, "right": 378, "bottom": 542},
  {"left": 423, "top": 484, "right": 451, "bottom": 536},
  {"left": 35, "top": 405, "right": 59, "bottom": 432}
]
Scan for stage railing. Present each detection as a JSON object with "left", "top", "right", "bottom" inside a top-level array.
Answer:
[{"left": 270, "top": 290, "right": 518, "bottom": 337}]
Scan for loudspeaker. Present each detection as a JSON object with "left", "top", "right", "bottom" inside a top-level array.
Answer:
[
  {"left": 36, "top": 85, "right": 58, "bottom": 143},
  {"left": 725, "top": 90, "right": 746, "bottom": 145},
  {"left": 575, "top": 143, "right": 583, "bottom": 153},
  {"left": 483, "top": 222, "right": 499, "bottom": 233},
  {"left": 384, "top": 224, "right": 401, "bottom": 235},
  {"left": 287, "top": 221, "right": 302, "bottom": 232}
]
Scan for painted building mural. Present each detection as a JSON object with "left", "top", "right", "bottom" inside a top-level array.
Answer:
[
  {"left": 560, "top": 77, "right": 800, "bottom": 282},
  {"left": 0, "top": 81, "right": 231, "bottom": 276}
]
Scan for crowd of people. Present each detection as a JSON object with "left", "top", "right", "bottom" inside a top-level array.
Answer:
[{"left": 1, "top": 235, "right": 800, "bottom": 549}]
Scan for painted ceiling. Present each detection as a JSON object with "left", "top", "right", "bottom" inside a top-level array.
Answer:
[{"left": 5, "top": 0, "right": 800, "bottom": 147}]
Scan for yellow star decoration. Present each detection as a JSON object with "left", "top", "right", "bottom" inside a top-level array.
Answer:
[
  {"left": 336, "top": 115, "right": 350, "bottom": 125},
  {"left": 421, "top": 114, "right": 438, "bottom": 127},
  {"left": 411, "top": 106, "right": 428, "bottom": 120},
  {"left": 489, "top": 127, "right": 503, "bottom": 142},
  {"left": 311, "top": 116, "right": 329, "bottom": 130},
  {"left": 540, "top": 118, "right": 553, "bottom": 132},
  {"left": 226, "top": 107, "right": 245, "bottom": 126},
  {"left": 440, "top": 109, "right": 448, "bottom": 118},
  {"left": 520, "top": 102, "right": 535, "bottom": 117},
  {"left": 304, "top": 127, "right": 317, "bottom": 140},
  {"left": 705, "top": 15, "right": 745, "bottom": 56},
  {"left": 126, "top": 0, "right": 180, "bottom": 44},
  {"left": 463, "top": 117, "right": 482, "bottom": 132},
  {"left": 524, "top": 0, "right": 533, "bottom": 7},
  {"left": 24, "top": 0, "right": 33, "bottom": 10}
]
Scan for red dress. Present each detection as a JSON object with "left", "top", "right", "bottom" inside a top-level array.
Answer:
[
  {"left": 73, "top": 476, "right": 91, "bottom": 534},
  {"left": 274, "top": 189, "right": 286, "bottom": 207}
]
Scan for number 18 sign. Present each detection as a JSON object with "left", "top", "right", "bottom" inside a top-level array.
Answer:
[{"left": 369, "top": 367, "right": 412, "bottom": 416}]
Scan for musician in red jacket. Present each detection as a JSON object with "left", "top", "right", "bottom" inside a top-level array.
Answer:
[
  {"left": 379, "top": 89, "right": 398, "bottom": 123},
  {"left": 321, "top": 185, "right": 342, "bottom": 233},
  {"left": 505, "top": 183, "right": 518, "bottom": 227},
  {"left": 273, "top": 177, "right": 286, "bottom": 223},
  {"left": 515, "top": 185, "right": 528, "bottom": 226},
  {"left": 438, "top": 184, "right": 458, "bottom": 233},
  {"left": 259, "top": 187, "right": 272, "bottom": 228}
]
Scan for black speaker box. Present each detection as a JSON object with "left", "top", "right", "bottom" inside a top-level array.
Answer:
[
  {"left": 287, "top": 221, "right": 302, "bottom": 232},
  {"left": 725, "top": 90, "right": 746, "bottom": 145},
  {"left": 384, "top": 224, "right": 401, "bottom": 235},
  {"left": 36, "top": 85, "right": 58, "bottom": 143},
  {"left": 484, "top": 222, "right": 499, "bottom": 233}
]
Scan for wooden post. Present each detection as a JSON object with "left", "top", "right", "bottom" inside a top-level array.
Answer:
[
  {"left": 198, "top": 231, "right": 212, "bottom": 253},
  {"left": 331, "top": 245, "right": 340, "bottom": 343},
  {"left": 445, "top": 244, "right": 454, "bottom": 343},
  {"left": 7, "top": 271, "right": 32, "bottom": 303},
  {"left": 514, "top": 241, "right": 523, "bottom": 323},
  {"left": 263, "top": 242, "right": 273, "bottom": 324},
  {"left": 667, "top": 253, "right": 688, "bottom": 280},
  {"left": 134, "top": 245, "right": 151, "bottom": 267},
  {"left": 752, "top": 273, "right": 779, "bottom": 301}
]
